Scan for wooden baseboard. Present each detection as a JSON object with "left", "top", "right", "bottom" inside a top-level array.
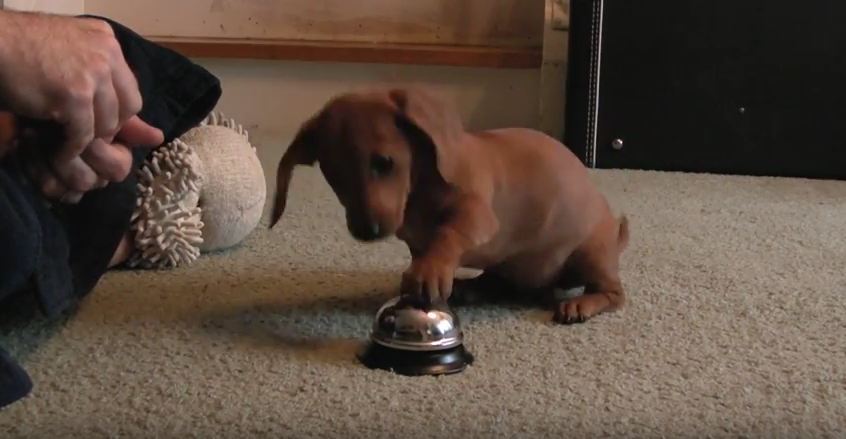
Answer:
[{"left": 150, "top": 37, "right": 543, "bottom": 69}]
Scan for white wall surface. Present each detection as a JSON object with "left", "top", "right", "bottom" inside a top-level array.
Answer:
[{"left": 1, "top": 0, "right": 83, "bottom": 15}]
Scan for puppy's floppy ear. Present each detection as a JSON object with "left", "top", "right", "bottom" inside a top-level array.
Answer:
[
  {"left": 270, "top": 115, "right": 320, "bottom": 228},
  {"left": 389, "top": 88, "right": 464, "bottom": 184}
]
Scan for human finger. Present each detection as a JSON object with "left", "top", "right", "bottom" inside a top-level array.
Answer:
[
  {"left": 51, "top": 155, "right": 100, "bottom": 193},
  {"left": 56, "top": 98, "right": 96, "bottom": 164},
  {"left": 115, "top": 115, "right": 164, "bottom": 147},
  {"left": 111, "top": 59, "right": 143, "bottom": 125},
  {"left": 80, "top": 138, "right": 133, "bottom": 182},
  {"left": 93, "top": 77, "right": 120, "bottom": 140},
  {"left": 59, "top": 190, "right": 84, "bottom": 204},
  {"left": 21, "top": 155, "right": 66, "bottom": 200}
]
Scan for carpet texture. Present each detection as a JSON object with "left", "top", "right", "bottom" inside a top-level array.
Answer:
[{"left": 1, "top": 168, "right": 844, "bottom": 438}]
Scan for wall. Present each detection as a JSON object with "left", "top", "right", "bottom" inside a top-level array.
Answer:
[
  {"left": 540, "top": 0, "right": 569, "bottom": 140},
  {"left": 84, "top": 0, "right": 544, "bottom": 48},
  {"left": 1, "top": 0, "right": 83, "bottom": 15}
]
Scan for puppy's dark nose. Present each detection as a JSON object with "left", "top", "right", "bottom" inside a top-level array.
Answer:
[
  {"left": 349, "top": 219, "right": 383, "bottom": 241},
  {"left": 358, "top": 222, "right": 381, "bottom": 241},
  {"left": 369, "top": 222, "right": 381, "bottom": 238}
]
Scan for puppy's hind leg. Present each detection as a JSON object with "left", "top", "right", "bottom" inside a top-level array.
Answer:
[{"left": 553, "top": 215, "right": 628, "bottom": 325}]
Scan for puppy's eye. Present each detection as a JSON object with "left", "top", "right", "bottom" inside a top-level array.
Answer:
[{"left": 370, "top": 154, "right": 393, "bottom": 177}]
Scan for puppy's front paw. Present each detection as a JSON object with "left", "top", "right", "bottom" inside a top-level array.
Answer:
[{"left": 401, "top": 258, "right": 455, "bottom": 304}]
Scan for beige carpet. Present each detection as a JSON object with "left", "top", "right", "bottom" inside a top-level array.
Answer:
[{"left": 1, "top": 168, "right": 844, "bottom": 438}]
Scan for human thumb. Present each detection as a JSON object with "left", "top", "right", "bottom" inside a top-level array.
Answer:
[{"left": 115, "top": 115, "right": 164, "bottom": 148}]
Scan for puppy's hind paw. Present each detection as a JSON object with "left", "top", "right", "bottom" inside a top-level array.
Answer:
[
  {"left": 553, "top": 306, "right": 587, "bottom": 325},
  {"left": 552, "top": 295, "right": 604, "bottom": 325}
]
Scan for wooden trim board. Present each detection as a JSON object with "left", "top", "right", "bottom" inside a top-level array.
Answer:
[{"left": 151, "top": 37, "right": 543, "bottom": 69}]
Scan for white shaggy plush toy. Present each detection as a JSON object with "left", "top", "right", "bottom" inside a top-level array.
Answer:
[{"left": 127, "top": 112, "right": 266, "bottom": 269}]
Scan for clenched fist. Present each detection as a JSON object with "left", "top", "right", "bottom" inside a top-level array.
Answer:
[{"left": 0, "top": 10, "right": 163, "bottom": 203}]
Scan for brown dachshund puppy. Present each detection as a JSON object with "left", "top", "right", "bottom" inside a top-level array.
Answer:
[{"left": 270, "top": 87, "right": 629, "bottom": 324}]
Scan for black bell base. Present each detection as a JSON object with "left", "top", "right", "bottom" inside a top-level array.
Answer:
[{"left": 357, "top": 341, "right": 474, "bottom": 376}]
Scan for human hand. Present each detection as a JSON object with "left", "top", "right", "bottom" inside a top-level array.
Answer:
[
  {"left": 16, "top": 115, "right": 164, "bottom": 203},
  {"left": 0, "top": 11, "right": 164, "bottom": 202}
]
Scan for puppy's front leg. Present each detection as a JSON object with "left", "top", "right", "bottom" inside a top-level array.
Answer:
[{"left": 401, "top": 195, "right": 498, "bottom": 304}]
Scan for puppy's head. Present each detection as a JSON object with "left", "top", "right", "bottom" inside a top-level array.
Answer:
[{"left": 269, "top": 88, "right": 464, "bottom": 242}]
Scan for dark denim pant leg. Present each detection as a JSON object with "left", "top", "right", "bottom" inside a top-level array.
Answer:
[
  {"left": 0, "top": 164, "right": 38, "bottom": 408},
  {"left": 0, "top": 346, "right": 31, "bottom": 409}
]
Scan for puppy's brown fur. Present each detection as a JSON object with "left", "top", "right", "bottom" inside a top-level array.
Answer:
[{"left": 271, "top": 88, "right": 629, "bottom": 324}]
